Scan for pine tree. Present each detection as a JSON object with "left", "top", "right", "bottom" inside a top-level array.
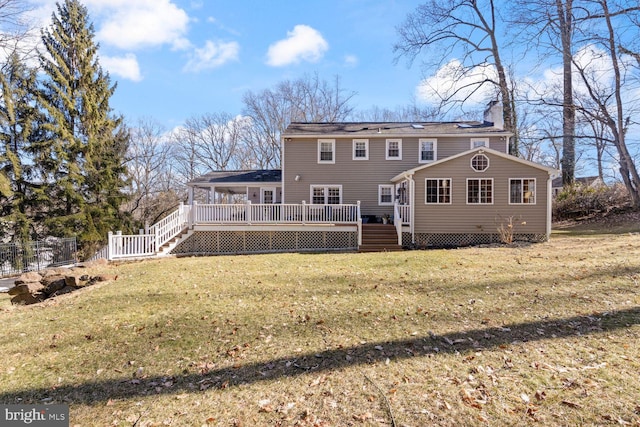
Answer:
[
  {"left": 0, "top": 52, "right": 41, "bottom": 243},
  {"left": 36, "top": 0, "right": 130, "bottom": 255}
]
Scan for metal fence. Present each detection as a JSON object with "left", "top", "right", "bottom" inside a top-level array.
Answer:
[{"left": 0, "top": 237, "right": 78, "bottom": 278}]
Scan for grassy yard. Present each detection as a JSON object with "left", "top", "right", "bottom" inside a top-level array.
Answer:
[{"left": 1, "top": 231, "right": 639, "bottom": 426}]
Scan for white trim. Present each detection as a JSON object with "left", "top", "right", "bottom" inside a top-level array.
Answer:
[
  {"left": 386, "top": 138, "right": 402, "bottom": 160},
  {"left": 310, "top": 184, "right": 343, "bottom": 204},
  {"left": 260, "top": 187, "right": 276, "bottom": 204},
  {"left": 470, "top": 138, "right": 489, "bottom": 149},
  {"left": 508, "top": 178, "right": 536, "bottom": 205},
  {"left": 466, "top": 178, "right": 494, "bottom": 205},
  {"left": 391, "top": 147, "right": 558, "bottom": 183},
  {"left": 378, "top": 184, "right": 395, "bottom": 206},
  {"left": 418, "top": 138, "right": 437, "bottom": 163},
  {"left": 470, "top": 153, "right": 490, "bottom": 172},
  {"left": 425, "top": 178, "right": 452, "bottom": 204},
  {"left": 352, "top": 138, "right": 369, "bottom": 160},
  {"left": 317, "top": 139, "right": 335, "bottom": 164}
]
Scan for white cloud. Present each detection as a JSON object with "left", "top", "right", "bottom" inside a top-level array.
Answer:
[
  {"left": 92, "top": 0, "right": 190, "bottom": 50},
  {"left": 266, "top": 24, "right": 328, "bottom": 67},
  {"left": 344, "top": 54, "right": 358, "bottom": 67},
  {"left": 183, "top": 40, "right": 239, "bottom": 73},
  {"left": 101, "top": 53, "right": 142, "bottom": 82},
  {"left": 416, "top": 59, "right": 498, "bottom": 105}
]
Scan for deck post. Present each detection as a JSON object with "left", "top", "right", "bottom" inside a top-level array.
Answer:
[
  {"left": 357, "top": 201, "right": 362, "bottom": 247},
  {"left": 246, "top": 200, "right": 252, "bottom": 224},
  {"left": 190, "top": 201, "right": 197, "bottom": 229},
  {"left": 302, "top": 201, "right": 307, "bottom": 225}
]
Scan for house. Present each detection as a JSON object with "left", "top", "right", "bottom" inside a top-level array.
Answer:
[
  {"left": 551, "top": 175, "right": 605, "bottom": 197},
  {"left": 106, "top": 103, "right": 557, "bottom": 259}
]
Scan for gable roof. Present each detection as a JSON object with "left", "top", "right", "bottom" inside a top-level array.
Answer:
[
  {"left": 391, "top": 147, "right": 558, "bottom": 182},
  {"left": 283, "top": 121, "right": 512, "bottom": 138},
  {"left": 187, "top": 170, "right": 281, "bottom": 187}
]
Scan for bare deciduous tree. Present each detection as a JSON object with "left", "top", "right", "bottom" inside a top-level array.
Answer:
[{"left": 394, "top": 0, "right": 518, "bottom": 154}]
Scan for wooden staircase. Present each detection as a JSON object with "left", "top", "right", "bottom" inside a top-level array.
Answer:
[{"left": 359, "top": 224, "right": 402, "bottom": 252}]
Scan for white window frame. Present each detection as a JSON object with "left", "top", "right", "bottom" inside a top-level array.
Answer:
[
  {"left": 419, "top": 138, "right": 437, "bottom": 163},
  {"left": 260, "top": 187, "right": 276, "bottom": 204},
  {"left": 467, "top": 178, "right": 494, "bottom": 205},
  {"left": 352, "top": 139, "right": 369, "bottom": 160},
  {"left": 318, "top": 139, "right": 335, "bottom": 164},
  {"left": 310, "top": 185, "right": 342, "bottom": 204},
  {"left": 378, "top": 184, "right": 395, "bottom": 206},
  {"left": 509, "top": 178, "right": 536, "bottom": 205},
  {"left": 386, "top": 138, "right": 402, "bottom": 160},
  {"left": 471, "top": 153, "right": 490, "bottom": 172},
  {"left": 425, "top": 178, "right": 452, "bottom": 204},
  {"left": 470, "top": 138, "right": 489, "bottom": 149}
]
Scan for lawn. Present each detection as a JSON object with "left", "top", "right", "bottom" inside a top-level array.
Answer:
[{"left": 1, "top": 231, "right": 639, "bottom": 426}]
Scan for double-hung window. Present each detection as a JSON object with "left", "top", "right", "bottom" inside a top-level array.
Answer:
[
  {"left": 318, "top": 139, "right": 335, "bottom": 164},
  {"left": 510, "top": 179, "right": 536, "bottom": 204},
  {"left": 419, "top": 139, "right": 437, "bottom": 163},
  {"left": 425, "top": 179, "right": 452, "bottom": 204},
  {"left": 467, "top": 178, "right": 493, "bottom": 204},
  {"left": 386, "top": 139, "right": 402, "bottom": 160},
  {"left": 378, "top": 185, "right": 394, "bottom": 205},
  {"left": 311, "top": 185, "right": 342, "bottom": 204},
  {"left": 353, "top": 139, "right": 369, "bottom": 160}
]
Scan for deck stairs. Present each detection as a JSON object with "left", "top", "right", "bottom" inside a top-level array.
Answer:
[
  {"left": 359, "top": 224, "right": 402, "bottom": 252},
  {"left": 156, "top": 228, "right": 193, "bottom": 257}
]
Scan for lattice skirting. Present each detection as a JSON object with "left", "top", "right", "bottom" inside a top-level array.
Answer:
[
  {"left": 171, "top": 230, "right": 358, "bottom": 255},
  {"left": 406, "top": 233, "right": 547, "bottom": 248}
]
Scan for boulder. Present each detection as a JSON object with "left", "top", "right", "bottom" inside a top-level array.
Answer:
[
  {"left": 8, "top": 282, "right": 45, "bottom": 295},
  {"left": 14, "top": 271, "right": 43, "bottom": 285},
  {"left": 65, "top": 274, "right": 90, "bottom": 288},
  {"left": 93, "top": 274, "right": 117, "bottom": 282},
  {"left": 49, "top": 286, "right": 76, "bottom": 298},
  {"left": 41, "top": 275, "right": 67, "bottom": 295},
  {"left": 11, "top": 292, "right": 44, "bottom": 305}
]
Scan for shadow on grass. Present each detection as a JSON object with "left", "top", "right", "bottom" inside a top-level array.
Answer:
[{"left": 2, "top": 307, "right": 639, "bottom": 405}]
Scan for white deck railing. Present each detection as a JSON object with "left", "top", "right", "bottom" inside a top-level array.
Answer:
[
  {"left": 397, "top": 204, "right": 411, "bottom": 225},
  {"left": 107, "top": 202, "right": 363, "bottom": 259},
  {"left": 193, "top": 202, "right": 359, "bottom": 224}
]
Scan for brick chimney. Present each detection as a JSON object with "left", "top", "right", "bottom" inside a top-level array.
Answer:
[{"left": 483, "top": 101, "right": 503, "bottom": 130}]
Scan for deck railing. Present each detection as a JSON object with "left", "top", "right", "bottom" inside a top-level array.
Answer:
[
  {"left": 397, "top": 204, "right": 411, "bottom": 225},
  {"left": 194, "top": 202, "right": 359, "bottom": 224}
]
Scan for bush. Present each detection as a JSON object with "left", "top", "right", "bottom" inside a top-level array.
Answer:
[{"left": 553, "top": 183, "right": 628, "bottom": 221}]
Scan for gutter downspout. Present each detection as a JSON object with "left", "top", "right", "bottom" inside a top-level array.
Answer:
[
  {"left": 408, "top": 173, "right": 416, "bottom": 244},
  {"left": 547, "top": 173, "right": 553, "bottom": 241}
]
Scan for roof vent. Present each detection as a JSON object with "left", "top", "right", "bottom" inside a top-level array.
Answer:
[{"left": 411, "top": 124, "right": 424, "bottom": 129}]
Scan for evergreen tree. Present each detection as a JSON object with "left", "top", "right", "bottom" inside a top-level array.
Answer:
[
  {"left": 36, "top": 0, "right": 130, "bottom": 254},
  {"left": 0, "top": 52, "right": 41, "bottom": 243}
]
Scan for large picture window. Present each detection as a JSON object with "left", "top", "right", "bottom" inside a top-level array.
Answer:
[
  {"left": 310, "top": 185, "right": 342, "bottom": 204},
  {"left": 467, "top": 178, "right": 493, "bottom": 204},
  {"left": 318, "top": 139, "right": 335, "bottom": 164},
  {"left": 510, "top": 179, "right": 536, "bottom": 204},
  {"left": 425, "top": 179, "right": 452, "bottom": 204},
  {"left": 419, "top": 139, "right": 437, "bottom": 163}
]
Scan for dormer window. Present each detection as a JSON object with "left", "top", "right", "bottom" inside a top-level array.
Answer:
[{"left": 471, "top": 154, "right": 489, "bottom": 172}]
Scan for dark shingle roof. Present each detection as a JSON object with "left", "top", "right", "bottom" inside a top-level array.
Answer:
[
  {"left": 188, "top": 170, "right": 281, "bottom": 186},
  {"left": 283, "top": 121, "right": 509, "bottom": 136}
]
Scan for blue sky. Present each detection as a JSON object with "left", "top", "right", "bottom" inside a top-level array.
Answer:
[{"left": 26, "top": 0, "right": 424, "bottom": 127}]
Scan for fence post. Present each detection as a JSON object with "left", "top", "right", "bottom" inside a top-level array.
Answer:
[{"left": 107, "top": 232, "right": 113, "bottom": 261}]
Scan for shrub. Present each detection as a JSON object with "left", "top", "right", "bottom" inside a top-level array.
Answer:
[{"left": 553, "top": 182, "right": 628, "bottom": 221}]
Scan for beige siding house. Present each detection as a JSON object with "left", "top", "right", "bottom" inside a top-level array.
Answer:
[{"left": 106, "top": 104, "right": 558, "bottom": 259}]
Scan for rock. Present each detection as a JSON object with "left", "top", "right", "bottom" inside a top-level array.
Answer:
[
  {"left": 50, "top": 286, "right": 76, "bottom": 298},
  {"left": 65, "top": 275, "right": 89, "bottom": 288},
  {"left": 11, "top": 293, "right": 44, "bottom": 305},
  {"left": 14, "top": 271, "right": 43, "bottom": 284},
  {"left": 8, "top": 282, "right": 45, "bottom": 295},
  {"left": 93, "top": 274, "right": 117, "bottom": 282},
  {"left": 41, "top": 275, "right": 67, "bottom": 295}
]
